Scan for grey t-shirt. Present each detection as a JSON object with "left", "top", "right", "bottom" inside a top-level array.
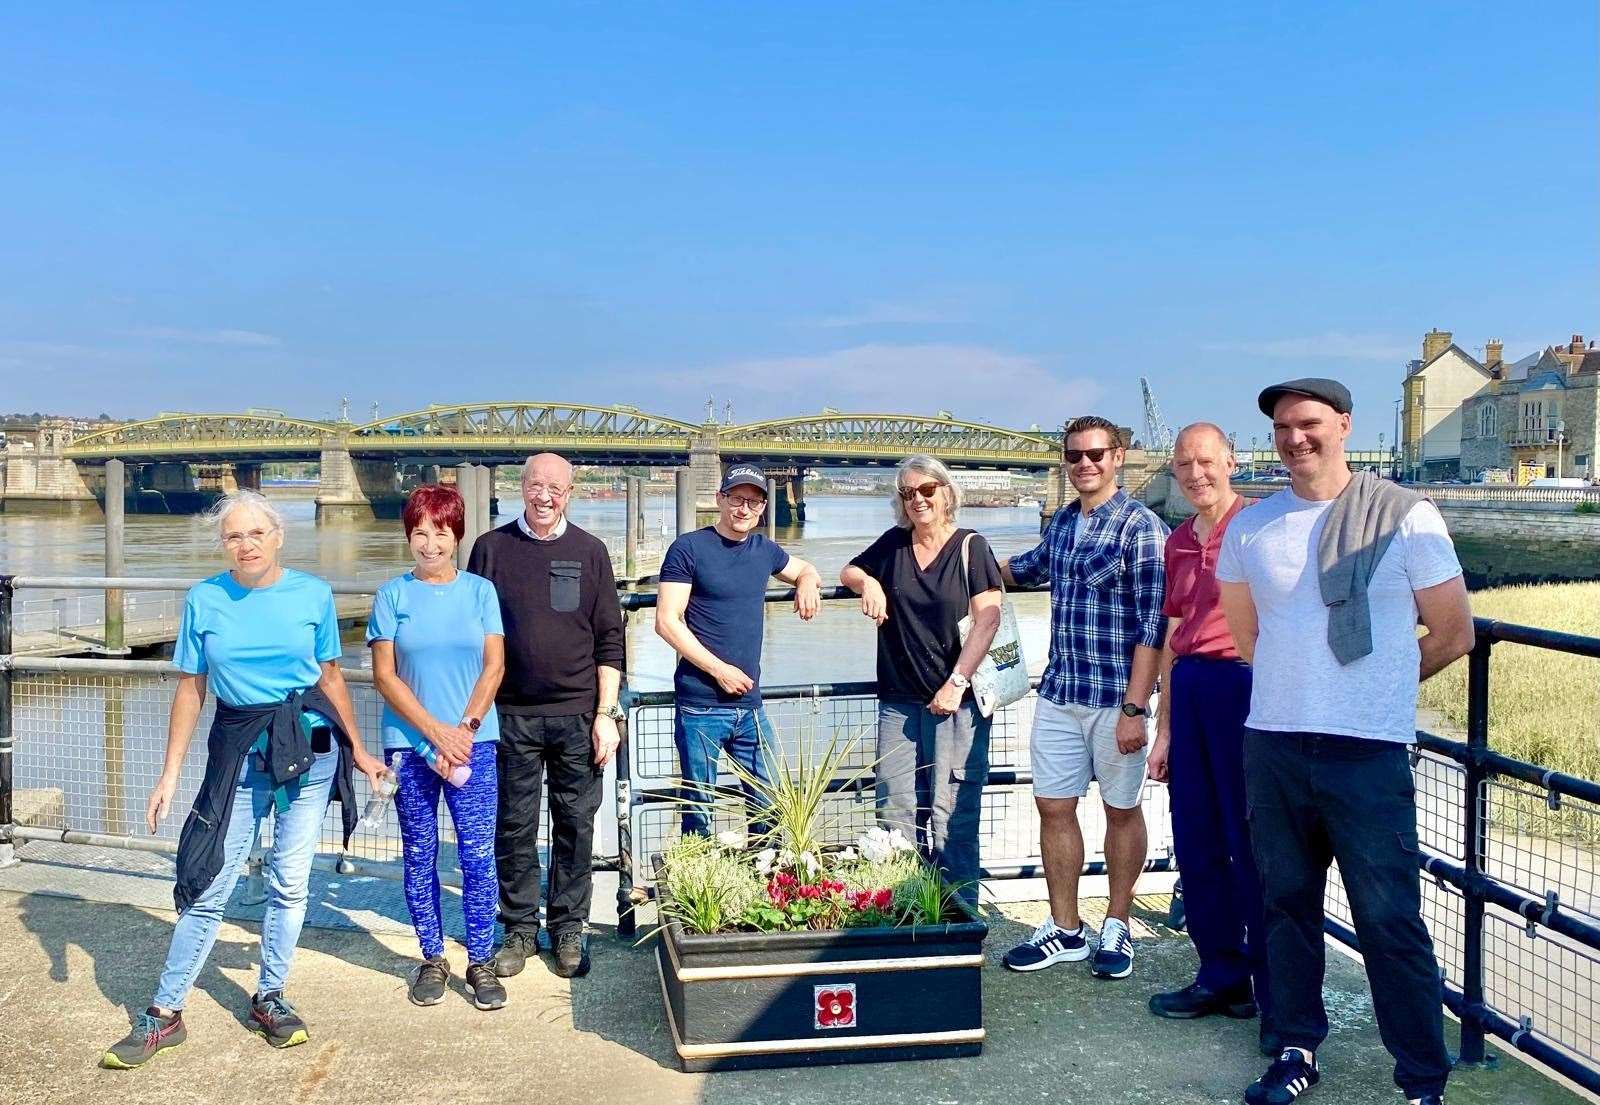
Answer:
[{"left": 1216, "top": 488, "right": 1462, "bottom": 743}]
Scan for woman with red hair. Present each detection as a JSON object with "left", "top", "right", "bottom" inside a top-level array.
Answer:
[{"left": 368, "top": 484, "right": 508, "bottom": 1010}]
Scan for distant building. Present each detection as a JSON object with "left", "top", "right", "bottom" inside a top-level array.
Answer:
[
  {"left": 951, "top": 471, "right": 1014, "bottom": 492},
  {"left": 1458, "top": 334, "right": 1600, "bottom": 483},
  {"left": 1400, "top": 329, "right": 1497, "bottom": 481}
]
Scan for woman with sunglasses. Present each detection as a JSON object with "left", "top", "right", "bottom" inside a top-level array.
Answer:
[
  {"left": 840, "top": 454, "right": 1003, "bottom": 907},
  {"left": 102, "top": 489, "right": 387, "bottom": 1069}
]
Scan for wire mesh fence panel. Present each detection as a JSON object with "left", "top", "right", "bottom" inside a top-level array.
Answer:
[
  {"left": 1483, "top": 908, "right": 1600, "bottom": 1070},
  {"left": 1414, "top": 750, "right": 1467, "bottom": 861},
  {"left": 10, "top": 670, "right": 553, "bottom": 879},
  {"left": 1324, "top": 750, "right": 1467, "bottom": 986},
  {"left": 1483, "top": 777, "right": 1600, "bottom": 927},
  {"left": 622, "top": 688, "right": 1176, "bottom": 887}
]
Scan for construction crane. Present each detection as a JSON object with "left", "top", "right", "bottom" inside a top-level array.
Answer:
[{"left": 1140, "top": 377, "right": 1174, "bottom": 454}]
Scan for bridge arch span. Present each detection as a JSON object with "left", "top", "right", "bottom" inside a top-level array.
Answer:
[
  {"left": 719, "top": 412, "right": 1059, "bottom": 468},
  {"left": 64, "top": 412, "right": 338, "bottom": 460}
]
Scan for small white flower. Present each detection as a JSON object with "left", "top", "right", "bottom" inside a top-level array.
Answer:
[
  {"left": 837, "top": 846, "right": 859, "bottom": 862},
  {"left": 858, "top": 827, "right": 892, "bottom": 863},
  {"left": 886, "top": 828, "right": 915, "bottom": 854},
  {"left": 778, "top": 848, "right": 797, "bottom": 870},
  {"left": 754, "top": 848, "right": 778, "bottom": 876},
  {"left": 715, "top": 830, "right": 744, "bottom": 850},
  {"left": 800, "top": 851, "right": 820, "bottom": 876}
]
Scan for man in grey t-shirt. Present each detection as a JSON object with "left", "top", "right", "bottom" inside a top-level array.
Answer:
[{"left": 1216, "top": 379, "right": 1474, "bottom": 1105}]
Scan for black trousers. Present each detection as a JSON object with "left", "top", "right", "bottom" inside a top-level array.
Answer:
[
  {"left": 1244, "top": 728, "right": 1450, "bottom": 1099},
  {"left": 496, "top": 712, "right": 602, "bottom": 937}
]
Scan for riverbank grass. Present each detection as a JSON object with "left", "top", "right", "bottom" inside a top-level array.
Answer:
[{"left": 1420, "top": 582, "right": 1600, "bottom": 781}]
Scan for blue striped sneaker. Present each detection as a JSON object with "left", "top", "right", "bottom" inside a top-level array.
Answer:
[
  {"left": 1091, "top": 916, "right": 1135, "bottom": 979},
  {"left": 1245, "top": 1048, "right": 1320, "bottom": 1104},
  {"left": 1002, "top": 919, "right": 1091, "bottom": 972}
]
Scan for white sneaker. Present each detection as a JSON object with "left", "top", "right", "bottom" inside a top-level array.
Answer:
[{"left": 1002, "top": 919, "right": 1092, "bottom": 972}]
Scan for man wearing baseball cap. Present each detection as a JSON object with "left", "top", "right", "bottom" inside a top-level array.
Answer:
[
  {"left": 654, "top": 463, "right": 822, "bottom": 837},
  {"left": 1216, "top": 378, "right": 1474, "bottom": 1105}
]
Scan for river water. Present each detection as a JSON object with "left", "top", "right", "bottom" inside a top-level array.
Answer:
[{"left": 0, "top": 492, "right": 1057, "bottom": 687}]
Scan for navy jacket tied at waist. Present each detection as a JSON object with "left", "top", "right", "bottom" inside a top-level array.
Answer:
[{"left": 173, "top": 685, "right": 358, "bottom": 913}]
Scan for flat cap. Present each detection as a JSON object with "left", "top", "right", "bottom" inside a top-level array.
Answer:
[{"left": 1257, "top": 377, "right": 1353, "bottom": 417}]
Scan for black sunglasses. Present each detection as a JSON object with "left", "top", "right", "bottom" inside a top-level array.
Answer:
[{"left": 1065, "top": 447, "right": 1113, "bottom": 464}]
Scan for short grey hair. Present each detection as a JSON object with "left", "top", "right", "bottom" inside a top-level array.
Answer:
[
  {"left": 201, "top": 488, "right": 285, "bottom": 547},
  {"left": 891, "top": 454, "right": 962, "bottom": 528}
]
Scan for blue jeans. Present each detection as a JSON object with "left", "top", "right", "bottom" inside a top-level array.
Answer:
[
  {"left": 673, "top": 704, "right": 775, "bottom": 837},
  {"left": 153, "top": 747, "right": 336, "bottom": 1010}
]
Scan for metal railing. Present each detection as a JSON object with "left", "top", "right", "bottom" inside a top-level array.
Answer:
[{"left": 1, "top": 576, "right": 1598, "bottom": 1092}]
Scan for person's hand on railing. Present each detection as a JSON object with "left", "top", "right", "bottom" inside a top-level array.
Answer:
[
  {"left": 715, "top": 662, "right": 755, "bottom": 697},
  {"left": 426, "top": 720, "right": 475, "bottom": 768},
  {"left": 858, "top": 578, "right": 889, "bottom": 626},
  {"left": 146, "top": 773, "right": 180, "bottom": 834},
  {"left": 794, "top": 572, "right": 821, "bottom": 622}
]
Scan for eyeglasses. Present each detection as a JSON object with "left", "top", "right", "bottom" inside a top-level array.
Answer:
[
  {"left": 524, "top": 483, "right": 569, "bottom": 499},
  {"left": 1065, "top": 448, "right": 1112, "bottom": 465},
  {"left": 897, "top": 482, "right": 943, "bottom": 502},
  {"left": 724, "top": 494, "right": 766, "bottom": 511},
  {"left": 223, "top": 527, "right": 276, "bottom": 548}
]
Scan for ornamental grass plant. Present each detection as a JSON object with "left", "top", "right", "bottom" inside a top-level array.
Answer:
[{"left": 654, "top": 720, "right": 969, "bottom": 935}]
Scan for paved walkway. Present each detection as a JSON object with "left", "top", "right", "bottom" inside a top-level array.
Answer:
[{"left": 0, "top": 847, "right": 1587, "bottom": 1105}]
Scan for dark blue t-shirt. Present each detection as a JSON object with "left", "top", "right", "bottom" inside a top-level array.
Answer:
[{"left": 659, "top": 528, "right": 790, "bottom": 708}]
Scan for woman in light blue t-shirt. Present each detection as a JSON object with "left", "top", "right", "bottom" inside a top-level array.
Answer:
[{"left": 369, "top": 484, "right": 506, "bottom": 1011}]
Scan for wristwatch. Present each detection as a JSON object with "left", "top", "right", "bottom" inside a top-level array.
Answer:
[
  {"left": 599, "top": 703, "right": 625, "bottom": 722},
  {"left": 1120, "top": 702, "right": 1148, "bottom": 719},
  {"left": 948, "top": 672, "right": 971, "bottom": 690},
  {"left": 461, "top": 716, "right": 482, "bottom": 732}
]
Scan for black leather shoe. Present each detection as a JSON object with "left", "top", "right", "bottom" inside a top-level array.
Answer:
[
  {"left": 1149, "top": 981, "right": 1258, "bottom": 1020},
  {"left": 493, "top": 928, "right": 539, "bottom": 978},
  {"left": 553, "top": 930, "right": 591, "bottom": 979}
]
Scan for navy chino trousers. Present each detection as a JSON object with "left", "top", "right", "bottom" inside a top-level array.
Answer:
[{"left": 1169, "top": 656, "right": 1270, "bottom": 1015}]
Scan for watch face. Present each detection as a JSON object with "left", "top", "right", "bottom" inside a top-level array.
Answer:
[{"left": 1121, "top": 703, "right": 1141, "bottom": 718}]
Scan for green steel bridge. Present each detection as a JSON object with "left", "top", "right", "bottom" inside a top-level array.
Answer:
[{"left": 60, "top": 403, "right": 1064, "bottom": 470}]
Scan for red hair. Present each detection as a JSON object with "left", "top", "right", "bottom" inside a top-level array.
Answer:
[{"left": 402, "top": 484, "right": 466, "bottom": 541}]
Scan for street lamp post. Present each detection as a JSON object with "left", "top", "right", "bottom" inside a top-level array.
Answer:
[{"left": 1393, "top": 397, "right": 1403, "bottom": 481}]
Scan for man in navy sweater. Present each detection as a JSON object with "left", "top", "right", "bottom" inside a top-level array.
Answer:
[{"left": 468, "top": 452, "right": 625, "bottom": 980}]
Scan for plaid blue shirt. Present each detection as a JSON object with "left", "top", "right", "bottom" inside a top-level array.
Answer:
[{"left": 1009, "top": 489, "right": 1169, "bottom": 709}]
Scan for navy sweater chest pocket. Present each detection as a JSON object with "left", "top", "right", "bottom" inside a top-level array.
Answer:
[{"left": 550, "top": 560, "right": 583, "bottom": 612}]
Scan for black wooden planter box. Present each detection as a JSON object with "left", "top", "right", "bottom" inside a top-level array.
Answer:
[{"left": 653, "top": 864, "right": 988, "bottom": 1072}]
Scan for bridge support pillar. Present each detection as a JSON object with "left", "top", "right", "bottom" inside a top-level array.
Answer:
[
  {"left": 689, "top": 429, "right": 722, "bottom": 526},
  {"left": 1039, "top": 465, "right": 1069, "bottom": 532},
  {"left": 316, "top": 447, "right": 404, "bottom": 522},
  {"left": 771, "top": 472, "right": 805, "bottom": 527},
  {"left": 0, "top": 421, "right": 99, "bottom": 514},
  {"left": 233, "top": 463, "right": 263, "bottom": 492}
]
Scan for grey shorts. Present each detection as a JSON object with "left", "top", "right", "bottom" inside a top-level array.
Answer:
[{"left": 1030, "top": 697, "right": 1149, "bottom": 809}]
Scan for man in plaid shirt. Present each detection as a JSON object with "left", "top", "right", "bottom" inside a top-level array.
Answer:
[{"left": 1001, "top": 414, "right": 1168, "bottom": 980}]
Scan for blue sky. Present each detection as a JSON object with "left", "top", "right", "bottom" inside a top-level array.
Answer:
[{"left": 2, "top": 3, "right": 1594, "bottom": 445}]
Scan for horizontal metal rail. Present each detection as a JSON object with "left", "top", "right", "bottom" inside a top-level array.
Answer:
[{"left": 9, "top": 575, "right": 380, "bottom": 596}]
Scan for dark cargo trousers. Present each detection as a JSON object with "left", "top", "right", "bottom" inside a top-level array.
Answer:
[
  {"left": 1244, "top": 728, "right": 1450, "bottom": 1100},
  {"left": 496, "top": 712, "right": 602, "bottom": 937}
]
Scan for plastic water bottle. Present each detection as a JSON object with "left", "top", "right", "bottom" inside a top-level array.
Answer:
[
  {"left": 358, "top": 753, "right": 401, "bottom": 830},
  {"left": 419, "top": 742, "right": 472, "bottom": 788}
]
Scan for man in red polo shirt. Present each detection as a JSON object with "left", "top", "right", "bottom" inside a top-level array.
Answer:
[{"left": 1147, "top": 422, "right": 1273, "bottom": 1053}]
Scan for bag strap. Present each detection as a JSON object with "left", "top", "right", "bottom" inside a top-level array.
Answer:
[{"left": 959, "top": 530, "right": 1007, "bottom": 603}]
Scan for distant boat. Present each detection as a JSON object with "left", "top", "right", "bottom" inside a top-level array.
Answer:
[{"left": 1018, "top": 496, "right": 1042, "bottom": 509}]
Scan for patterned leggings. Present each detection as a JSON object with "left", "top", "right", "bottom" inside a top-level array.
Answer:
[{"left": 393, "top": 742, "right": 500, "bottom": 963}]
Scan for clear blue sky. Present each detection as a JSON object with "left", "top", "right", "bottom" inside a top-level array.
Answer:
[{"left": 2, "top": 3, "right": 1594, "bottom": 445}]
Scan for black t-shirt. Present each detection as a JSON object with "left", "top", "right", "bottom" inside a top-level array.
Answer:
[{"left": 848, "top": 527, "right": 1003, "bottom": 703}]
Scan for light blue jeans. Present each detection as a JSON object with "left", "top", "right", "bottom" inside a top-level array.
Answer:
[
  {"left": 673, "top": 704, "right": 775, "bottom": 837},
  {"left": 153, "top": 747, "right": 337, "bottom": 1010}
]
